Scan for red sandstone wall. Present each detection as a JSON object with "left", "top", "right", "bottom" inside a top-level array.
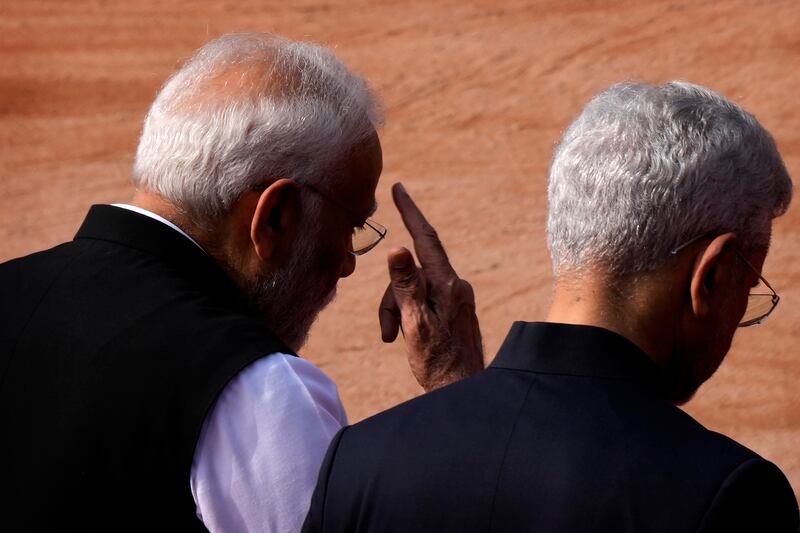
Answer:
[{"left": 1, "top": 0, "right": 797, "bottom": 493}]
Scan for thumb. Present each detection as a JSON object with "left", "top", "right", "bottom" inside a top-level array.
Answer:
[{"left": 387, "top": 247, "right": 426, "bottom": 306}]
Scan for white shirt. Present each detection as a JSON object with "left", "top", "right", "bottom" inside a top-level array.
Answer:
[
  {"left": 113, "top": 204, "right": 347, "bottom": 532},
  {"left": 191, "top": 354, "right": 347, "bottom": 532}
]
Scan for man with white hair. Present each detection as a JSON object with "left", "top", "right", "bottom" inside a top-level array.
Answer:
[
  {"left": 0, "top": 33, "right": 483, "bottom": 531},
  {"left": 303, "top": 81, "right": 799, "bottom": 532}
]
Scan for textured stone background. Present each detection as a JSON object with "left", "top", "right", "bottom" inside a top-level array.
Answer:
[{"left": 1, "top": 0, "right": 797, "bottom": 493}]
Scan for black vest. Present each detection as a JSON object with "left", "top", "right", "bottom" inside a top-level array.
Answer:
[{"left": 0, "top": 205, "right": 293, "bottom": 531}]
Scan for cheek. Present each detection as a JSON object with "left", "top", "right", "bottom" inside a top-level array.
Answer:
[
  {"left": 307, "top": 213, "right": 356, "bottom": 283},
  {"left": 312, "top": 237, "right": 349, "bottom": 281},
  {"left": 701, "top": 290, "right": 743, "bottom": 376},
  {"left": 730, "top": 285, "right": 751, "bottom": 328}
]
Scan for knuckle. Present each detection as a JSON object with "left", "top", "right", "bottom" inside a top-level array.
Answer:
[
  {"left": 391, "top": 265, "right": 417, "bottom": 285},
  {"left": 444, "top": 277, "right": 459, "bottom": 291},
  {"left": 420, "top": 222, "right": 439, "bottom": 241},
  {"left": 459, "top": 279, "right": 475, "bottom": 297},
  {"left": 393, "top": 270, "right": 418, "bottom": 289}
]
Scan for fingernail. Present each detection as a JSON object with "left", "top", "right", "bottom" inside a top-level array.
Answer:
[{"left": 395, "top": 182, "right": 407, "bottom": 195}]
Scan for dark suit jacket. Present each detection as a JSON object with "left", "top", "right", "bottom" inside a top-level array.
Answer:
[
  {"left": 0, "top": 205, "right": 290, "bottom": 531},
  {"left": 303, "top": 322, "right": 798, "bottom": 532}
]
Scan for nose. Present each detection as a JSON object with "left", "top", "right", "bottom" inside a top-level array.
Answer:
[{"left": 340, "top": 251, "right": 356, "bottom": 278}]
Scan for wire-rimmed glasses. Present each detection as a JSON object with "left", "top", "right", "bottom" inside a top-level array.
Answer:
[
  {"left": 299, "top": 182, "right": 387, "bottom": 256},
  {"left": 253, "top": 181, "right": 387, "bottom": 256},
  {"left": 350, "top": 219, "right": 387, "bottom": 256},
  {"left": 731, "top": 249, "right": 780, "bottom": 327}
]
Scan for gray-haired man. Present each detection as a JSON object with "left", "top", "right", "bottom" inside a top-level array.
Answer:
[
  {"left": 0, "top": 33, "right": 482, "bottom": 531},
  {"left": 303, "top": 82, "right": 799, "bottom": 532}
]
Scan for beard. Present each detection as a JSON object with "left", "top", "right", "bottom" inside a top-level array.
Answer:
[
  {"left": 665, "top": 291, "right": 741, "bottom": 405},
  {"left": 663, "top": 352, "right": 706, "bottom": 405},
  {"left": 239, "top": 228, "right": 337, "bottom": 352}
]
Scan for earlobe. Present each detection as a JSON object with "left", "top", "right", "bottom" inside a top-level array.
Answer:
[
  {"left": 250, "top": 179, "right": 301, "bottom": 262},
  {"left": 688, "top": 232, "right": 737, "bottom": 320}
]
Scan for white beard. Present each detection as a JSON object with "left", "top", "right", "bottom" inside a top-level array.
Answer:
[{"left": 241, "top": 229, "right": 336, "bottom": 352}]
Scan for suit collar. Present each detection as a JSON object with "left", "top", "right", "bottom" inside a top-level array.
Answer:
[
  {"left": 75, "top": 205, "right": 207, "bottom": 264},
  {"left": 74, "top": 204, "right": 240, "bottom": 301},
  {"left": 110, "top": 203, "right": 206, "bottom": 254},
  {"left": 491, "top": 322, "right": 665, "bottom": 390}
]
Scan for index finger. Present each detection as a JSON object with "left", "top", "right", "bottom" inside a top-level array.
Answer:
[{"left": 392, "top": 182, "right": 456, "bottom": 279}]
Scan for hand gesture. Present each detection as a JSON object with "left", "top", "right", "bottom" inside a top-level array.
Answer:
[{"left": 379, "top": 183, "right": 484, "bottom": 392}]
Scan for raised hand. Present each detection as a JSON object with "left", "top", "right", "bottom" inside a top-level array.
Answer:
[{"left": 379, "top": 183, "right": 484, "bottom": 392}]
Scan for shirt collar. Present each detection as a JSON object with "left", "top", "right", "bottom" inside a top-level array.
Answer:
[{"left": 111, "top": 203, "right": 206, "bottom": 254}]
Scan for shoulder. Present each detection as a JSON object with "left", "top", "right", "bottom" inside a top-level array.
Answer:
[
  {"left": 236, "top": 353, "right": 342, "bottom": 402},
  {"left": 615, "top": 407, "right": 797, "bottom": 529},
  {"left": 330, "top": 367, "right": 534, "bottom": 471},
  {"left": 697, "top": 457, "right": 799, "bottom": 532},
  {"left": 344, "top": 367, "right": 519, "bottom": 436},
  {"left": 214, "top": 352, "right": 346, "bottom": 424},
  {"left": 0, "top": 241, "right": 84, "bottom": 332},
  {"left": 0, "top": 241, "right": 80, "bottom": 277},
  {"left": 192, "top": 352, "right": 347, "bottom": 532}
]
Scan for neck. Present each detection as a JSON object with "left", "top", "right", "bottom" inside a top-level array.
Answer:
[
  {"left": 130, "top": 190, "right": 197, "bottom": 235},
  {"left": 546, "top": 272, "right": 674, "bottom": 368},
  {"left": 129, "top": 189, "right": 257, "bottom": 281}
]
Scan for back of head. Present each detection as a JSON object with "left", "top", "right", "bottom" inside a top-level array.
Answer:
[
  {"left": 547, "top": 81, "right": 792, "bottom": 279},
  {"left": 133, "top": 32, "right": 382, "bottom": 225}
]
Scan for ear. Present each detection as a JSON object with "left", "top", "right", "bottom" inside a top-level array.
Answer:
[
  {"left": 250, "top": 178, "right": 302, "bottom": 262},
  {"left": 688, "top": 232, "right": 738, "bottom": 320}
]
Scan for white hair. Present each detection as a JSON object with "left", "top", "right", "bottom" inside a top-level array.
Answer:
[
  {"left": 133, "top": 32, "right": 383, "bottom": 223},
  {"left": 547, "top": 81, "right": 792, "bottom": 278}
]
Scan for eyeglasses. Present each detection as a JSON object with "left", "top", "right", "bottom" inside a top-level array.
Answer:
[
  {"left": 253, "top": 180, "right": 386, "bottom": 256},
  {"left": 671, "top": 234, "right": 779, "bottom": 327},
  {"left": 298, "top": 182, "right": 387, "bottom": 256},
  {"left": 730, "top": 249, "right": 779, "bottom": 327},
  {"left": 350, "top": 219, "right": 388, "bottom": 256}
]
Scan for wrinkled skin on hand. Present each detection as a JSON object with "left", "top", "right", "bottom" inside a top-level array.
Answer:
[{"left": 379, "top": 183, "right": 484, "bottom": 392}]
